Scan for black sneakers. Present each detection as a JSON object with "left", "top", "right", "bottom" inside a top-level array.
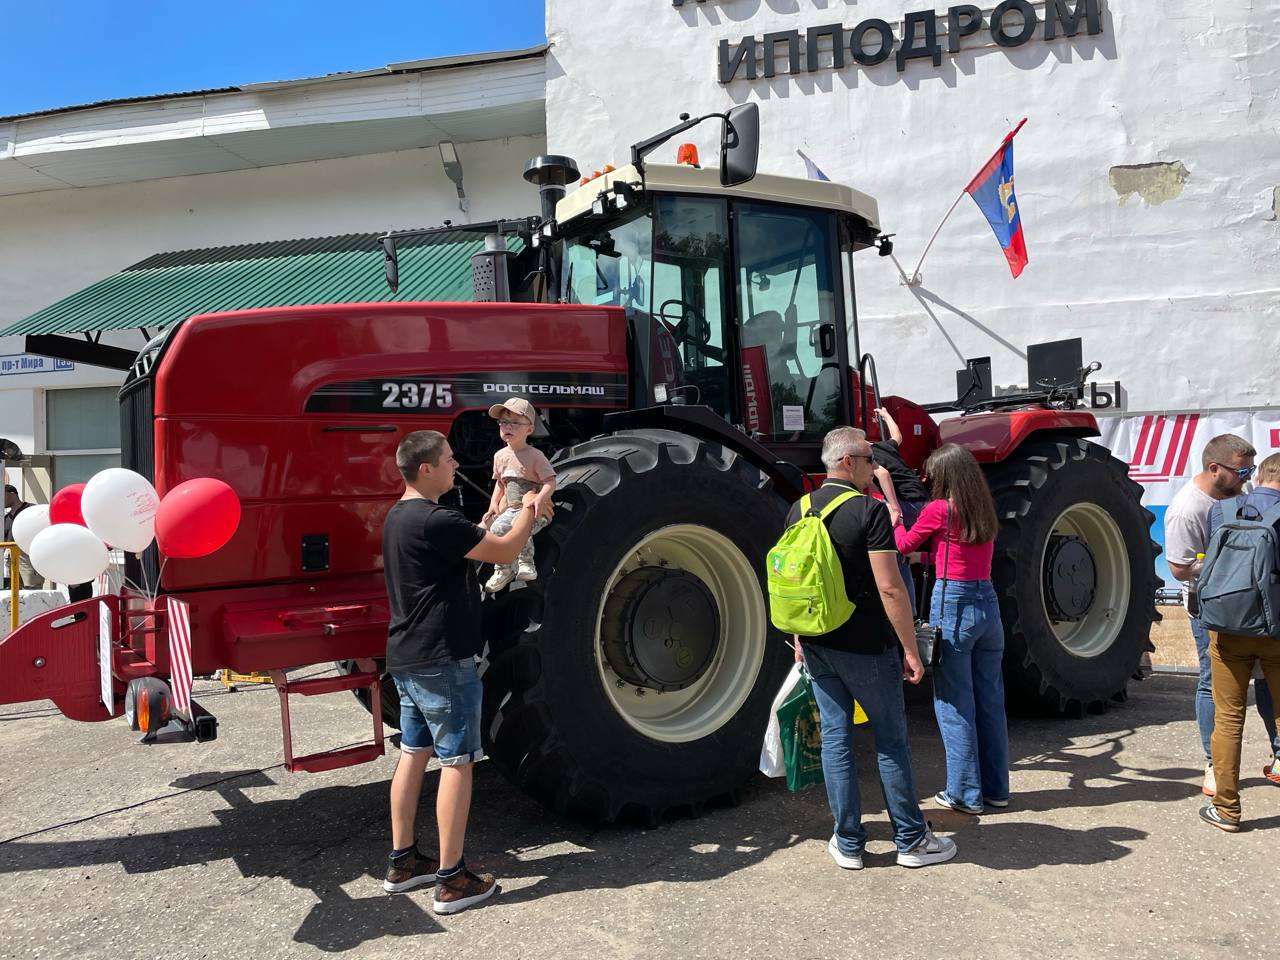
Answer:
[
  {"left": 383, "top": 847, "right": 441, "bottom": 893},
  {"left": 1198, "top": 805, "right": 1240, "bottom": 833}
]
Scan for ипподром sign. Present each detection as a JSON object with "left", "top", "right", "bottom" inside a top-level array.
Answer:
[{"left": 704, "top": 0, "right": 1104, "bottom": 81}]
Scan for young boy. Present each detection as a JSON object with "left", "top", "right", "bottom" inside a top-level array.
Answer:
[{"left": 482, "top": 398, "right": 556, "bottom": 592}]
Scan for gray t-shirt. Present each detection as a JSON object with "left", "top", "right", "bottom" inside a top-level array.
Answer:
[{"left": 1164, "top": 481, "right": 1216, "bottom": 599}]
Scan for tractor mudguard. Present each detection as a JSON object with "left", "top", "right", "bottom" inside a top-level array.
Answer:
[
  {"left": 604, "top": 404, "right": 806, "bottom": 500},
  {"left": 940, "top": 408, "right": 1099, "bottom": 464},
  {"left": 0, "top": 597, "right": 119, "bottom": 722}
]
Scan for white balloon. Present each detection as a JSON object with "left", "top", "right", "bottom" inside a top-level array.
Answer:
[
  {"left": 29, "top": 524, "right": 110, "bottom": 585},
  {"left": 11, "top": 503, "right": 51, "bottom": 554},
  {"left": 81, "top": 467, "right": 159, "bottom": 553}
]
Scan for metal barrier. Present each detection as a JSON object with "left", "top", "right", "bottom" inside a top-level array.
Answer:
[{"left": 1, "top": 542, "right": 21, "bottom": 632}]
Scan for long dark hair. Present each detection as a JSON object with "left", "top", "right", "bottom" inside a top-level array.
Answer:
[{"left": 924, "top": 443, "right": 998, "bottom": 544}]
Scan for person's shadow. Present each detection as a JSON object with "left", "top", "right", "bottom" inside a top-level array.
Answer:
[
  {"left": 1, "top": 676, "right": 1220, "bottom": 943},
  {"left": 1, "top": 763, "right": 802, "bottom": 951},
  {"left": 778, "top": 674, "right": 1210, "bottom": 869}
]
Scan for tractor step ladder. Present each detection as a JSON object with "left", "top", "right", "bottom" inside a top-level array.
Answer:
[{"left": 269, "top": 662, "right": 384, "bottom": 773}]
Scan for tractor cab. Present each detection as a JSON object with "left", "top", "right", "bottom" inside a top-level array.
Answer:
[{"left": 551, "top": 154, "right": 882, "bottom": 471}]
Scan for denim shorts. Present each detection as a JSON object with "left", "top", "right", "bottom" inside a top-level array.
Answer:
[{"left": 391, "top": 658, "right": 484, "bottom": 765}]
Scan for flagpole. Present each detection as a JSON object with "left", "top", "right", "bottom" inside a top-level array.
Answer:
[
  {"left": 906, "top": 118, "right": 1027, "bottom": 286},
  {"left": 906, "top": 189, "right": 966, "bottom": 285}
]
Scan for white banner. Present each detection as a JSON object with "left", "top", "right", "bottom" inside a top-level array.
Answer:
[{"left": 1097, "top": 410, "right": 1280, "bottom": 586}]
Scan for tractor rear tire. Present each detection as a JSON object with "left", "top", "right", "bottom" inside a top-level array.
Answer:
[
  {"left": 479, "top": 428, "right": 792, "bottom": 822},
  {"left": 983, "top": 437, "right": 1158, "bottom": 714}
]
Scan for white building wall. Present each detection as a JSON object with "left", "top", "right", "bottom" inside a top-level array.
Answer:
[
  {"left": 0, "top": 136, "right": 545, "bottom": 489},
  {"left": 545, "top": 0, "right": 1280, "bottom": 416}
]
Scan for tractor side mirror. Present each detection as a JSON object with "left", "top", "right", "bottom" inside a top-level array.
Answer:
[
  {"left": 381, "top": 237, "right": 399, "bottom": 295},
  {"left": 720, "top": 103, "right": 759, "bottom": 187}
]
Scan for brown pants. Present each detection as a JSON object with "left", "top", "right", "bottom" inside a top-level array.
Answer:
[{"left": 1209, "top": 631, "right": 1280, "bottom": 823}]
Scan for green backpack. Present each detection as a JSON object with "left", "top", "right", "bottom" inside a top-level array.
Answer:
[{"left": 766, "top": 490, "right": 859, "bottom": 636}]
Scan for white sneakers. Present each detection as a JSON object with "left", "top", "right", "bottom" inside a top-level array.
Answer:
[
  {"left": 485, "top": 560, "right": 537, "bottom": 593},
  {"left": 1202, "top": 761, "right": 1216, "bottom": 798},
  {"left": 827, "top": 827, "right": 957, "bottom": 870},
  {"left": 827, "top": 837, "right": 863, "bottom": 870},
  {"left": 484, "top": 565, "right": 516, "bottom": 593},
  {"left": 934, "top": 791, "right": 983, "bottom": 815},
  {"left": 897, "top": 827, "right": 958, "bottom": 868}
]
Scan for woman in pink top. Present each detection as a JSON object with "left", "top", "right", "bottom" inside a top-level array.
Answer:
[{"left": 891, "top": 443, "right": 1009, "bottom": 815}]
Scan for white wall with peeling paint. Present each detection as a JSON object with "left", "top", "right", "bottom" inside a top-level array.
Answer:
[{"left": 545, "top": 0, "right": 1280, "bottom": 417}]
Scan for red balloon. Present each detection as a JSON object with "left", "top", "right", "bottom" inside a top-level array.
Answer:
[
  {"left": 49, "top": 483, "right": 87, "bottom": 526},
  {"left": 154, "top": 478, "right": 241, "bottom": 559}
]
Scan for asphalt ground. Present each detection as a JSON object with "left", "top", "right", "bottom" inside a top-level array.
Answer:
[{"left": 2, "top": 672, "right": 1278, "bottom": 960}]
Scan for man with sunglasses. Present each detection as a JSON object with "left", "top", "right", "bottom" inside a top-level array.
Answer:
[
  {"left": 1198, "top": 451, "right": 1280, "bottom": 830},
  {"left": 790, "top": 427, "right": 957, "bottom": 870},
  {"left": 1165, "top": 433, "right": 1277, "bottom": 797}
]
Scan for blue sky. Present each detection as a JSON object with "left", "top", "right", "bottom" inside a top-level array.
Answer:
[{"left": 2, "top": 1, "right": 546, "bottom": 117}]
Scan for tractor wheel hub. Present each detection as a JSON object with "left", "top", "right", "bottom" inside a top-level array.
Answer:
[
  {"left": 1044, "top": 534, "right": 1097, "bottom": 622},
  {"left": 601, "top": 567, "right": 720, "bottom": 691}
]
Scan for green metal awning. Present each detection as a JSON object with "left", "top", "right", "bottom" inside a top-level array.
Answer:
[{"left": 1, "top": 226, "right": 522, "bottom": 339}]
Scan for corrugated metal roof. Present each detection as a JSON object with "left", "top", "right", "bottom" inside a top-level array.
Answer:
[
  {"left": 1, "top": 228, "right": 522, "bottom": 337},
  {"left": 0, "top": 45, "right": 547, "bottom": 123}
]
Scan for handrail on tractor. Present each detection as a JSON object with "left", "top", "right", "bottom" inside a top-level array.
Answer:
[
  {"left": 1, "top": 542, "right": 21, "bottom": 632},
  {"left": 858, "top": 352, "right": 884, "bottom": 437}
]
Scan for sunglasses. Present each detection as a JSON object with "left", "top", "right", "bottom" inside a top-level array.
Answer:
[
  {"left": 1212, "top": 462, "right": 1256, "bottom": 480},
  {"left": 498, "top": 418, "right": 531, "bottom": 428}
]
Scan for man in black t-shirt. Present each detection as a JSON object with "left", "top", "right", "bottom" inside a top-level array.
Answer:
[
  {"left": 381, "top": 429, "right": 538, "bottom": 914},
  {"left": 791, "top": 428, "right": 957, "bottom": 871}
]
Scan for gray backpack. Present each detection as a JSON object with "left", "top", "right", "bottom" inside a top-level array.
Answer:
[{"left": 1197, "top": 497, "right": 1280, "bottom": 638}]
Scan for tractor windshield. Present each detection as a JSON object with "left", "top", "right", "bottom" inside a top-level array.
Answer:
[
  {"left": 561, "top": 197, "right": 735, "bottom": 418},
  {"left": 561, "top": 208, "right": 653, "bottom": 311}
]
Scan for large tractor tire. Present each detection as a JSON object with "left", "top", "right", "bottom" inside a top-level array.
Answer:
[
  {"left": 336, "top": 659, "right": 401, "bottom": 728},
  {"left": 479, "top": 429, "right": 792, "bottom": 822},
  {"left": 982, "top": 436, "right": 1159, "bottom": 715}
]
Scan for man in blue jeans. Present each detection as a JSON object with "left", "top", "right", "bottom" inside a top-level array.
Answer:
[
  {"left": 1165, "top": 434, "right": 1279, "bottom": 795},
  {"left": 381, "top": 430, "right": 539, "bottom": 913},
  {"left": 792, "top": 428, "right": 957, "bottom": 870}
]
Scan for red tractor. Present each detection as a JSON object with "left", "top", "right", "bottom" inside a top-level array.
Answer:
[{"left": 0, "top": 106, "right": 1156, "bottom": 821}]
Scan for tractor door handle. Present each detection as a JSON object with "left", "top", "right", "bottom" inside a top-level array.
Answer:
[{"left": 818, "top": 323, "right": 837, "bottom": 358}]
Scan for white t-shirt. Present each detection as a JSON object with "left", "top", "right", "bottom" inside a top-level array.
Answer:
[{"left": 1163, "top": 481, "right": 1216, "bottom": 599}]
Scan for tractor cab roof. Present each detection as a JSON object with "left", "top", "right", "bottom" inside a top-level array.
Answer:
[{"left": 555, "top": 161, "right": 880, "bottom": 234}]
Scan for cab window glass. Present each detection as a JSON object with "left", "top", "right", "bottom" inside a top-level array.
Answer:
[
  {"left": 652, "top": 195, "right": 731, "bottom": 419},
  {"left": 734, "top": 204, "right": 841, "bottom": 440},
  {"left": 562, "top": 209, "right": 653, "bottom": 310}
]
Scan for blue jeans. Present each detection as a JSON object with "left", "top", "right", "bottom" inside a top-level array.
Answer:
[
  {"left": 1192, "top": 615, "right": 1280, "bottom": 762},
  {"left": 801, "top": 642, "right": 927, "bottom": 856},
  {"left": 895, "top": 499, "right": 926, "bottom": 618},
  {"left": 930, "top": 579, "right": 1009, "bottom": 809},
  {"left": 391, "top": 658, "right": 484, "bottom": 765}
]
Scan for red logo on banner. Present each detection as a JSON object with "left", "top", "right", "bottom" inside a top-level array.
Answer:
[
  {"left": 1128, "top": 413, "right": 1200, "bottom": 483},
  {"left": 1271, "top": 428, "right": 1280, "bottom": 450},
  {"left": 741, "top": 346, "right": 773, "bottom": 436}
]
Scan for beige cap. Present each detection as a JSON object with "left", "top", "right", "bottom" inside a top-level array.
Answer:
[{"left": 488, "top": 397, "right": 537, "bottom": 423}]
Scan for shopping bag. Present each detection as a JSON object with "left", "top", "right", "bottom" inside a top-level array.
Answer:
[
  {"left": 760, "top": 662, "right": 806, "bottom": 777},
  {"left": 778, "top": 666, "right": 826, "bottom": 792}
]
